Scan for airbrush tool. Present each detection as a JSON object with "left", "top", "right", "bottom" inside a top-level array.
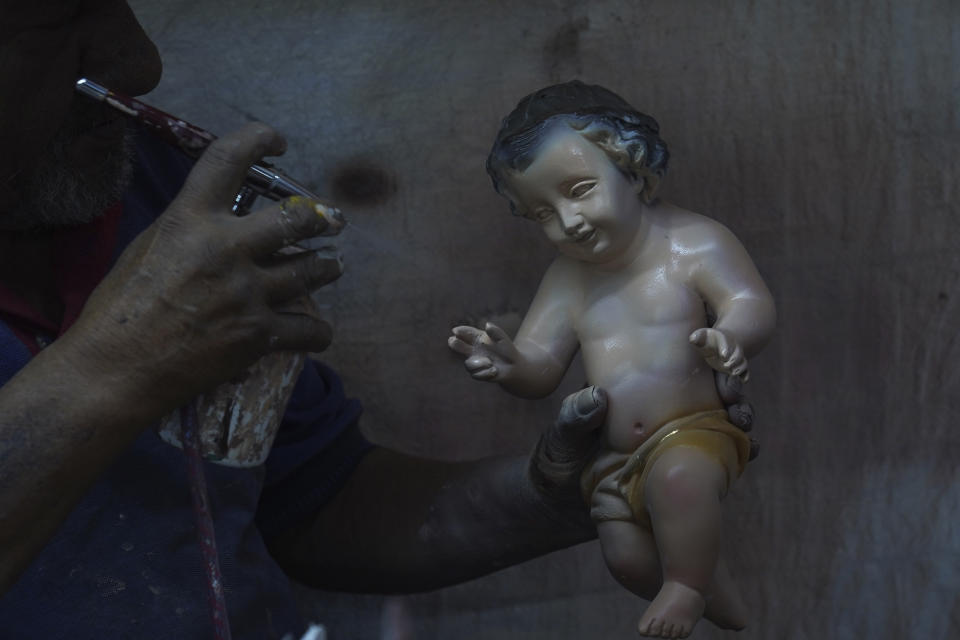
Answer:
[{"left": 75, "top": 77, "right": 345, "bottom": 227}]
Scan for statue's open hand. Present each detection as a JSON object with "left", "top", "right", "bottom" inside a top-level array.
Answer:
[
  {"left": 689, "top": 327, "right": 749, "bottom": 382},
  {"left": 448, "top": 322, "right": 520, "bottom": 382}
]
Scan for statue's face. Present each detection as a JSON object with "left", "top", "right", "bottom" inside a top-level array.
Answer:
[{"left": 504, "top": 127, "right": 644, "bottom": 264}]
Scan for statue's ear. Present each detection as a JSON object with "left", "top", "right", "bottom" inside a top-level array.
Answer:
[{"left": 638, "top": 174, "right": 660, "bottom": 203}]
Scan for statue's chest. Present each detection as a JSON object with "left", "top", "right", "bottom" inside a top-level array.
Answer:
[{"left": 576, "top": 267, "right": 704, "bottom": 338}]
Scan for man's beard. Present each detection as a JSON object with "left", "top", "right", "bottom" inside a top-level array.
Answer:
[{"left": 1, "top": 105, "right": 136, "bottom": 232}]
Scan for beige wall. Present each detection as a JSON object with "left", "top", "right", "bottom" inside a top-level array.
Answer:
[{"left": 130, "top": 1, "right": 960, "bottom": 637}]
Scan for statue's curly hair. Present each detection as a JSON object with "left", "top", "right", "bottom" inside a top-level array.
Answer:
[{"left": 486, "top": 81, "right": 669, "bottom": 214}]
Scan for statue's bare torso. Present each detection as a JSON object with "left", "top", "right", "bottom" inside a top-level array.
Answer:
[{"left": 547, "top": 205, "right": 725, "bottom": 452}]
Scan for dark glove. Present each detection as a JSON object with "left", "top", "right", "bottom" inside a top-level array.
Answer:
[{"left": 528, "top": 386, "right": 607, "bottom": 519}]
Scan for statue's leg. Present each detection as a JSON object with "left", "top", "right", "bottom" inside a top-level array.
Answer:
[
  {"left": 596, "top": 519, "right": 662, "bottom": 602},
  {"left": 639, "top": 446, "right": 729, "bottom": 638}
]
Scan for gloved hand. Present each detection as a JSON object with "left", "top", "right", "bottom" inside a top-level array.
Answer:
[{"left": 528, "top": 373, "right": 759, "bottom": 530}]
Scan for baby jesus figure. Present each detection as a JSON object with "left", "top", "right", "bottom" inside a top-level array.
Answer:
[{"left": 449, "top": 81, "right": 775, "bottom": 638}]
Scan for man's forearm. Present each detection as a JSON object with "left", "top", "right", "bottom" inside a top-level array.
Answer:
[
  {"left": 0, "top": 339, "right": 168, "bottom": 594},
  {"left": 269, "top": 447, "right": 596, "bottom": 593}
]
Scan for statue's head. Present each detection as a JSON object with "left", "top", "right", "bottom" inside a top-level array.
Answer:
[{"left": 487, "top": 80, "right": 669, "bottom": 215}]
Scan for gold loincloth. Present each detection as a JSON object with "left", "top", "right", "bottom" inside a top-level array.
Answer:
[{"left": 580, "top": 410, "right": 751, "bottom": 529}]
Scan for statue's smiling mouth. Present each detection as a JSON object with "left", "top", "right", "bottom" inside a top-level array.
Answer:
[{"left": 574, "top": 229, "right": 597, "bottom": 243}]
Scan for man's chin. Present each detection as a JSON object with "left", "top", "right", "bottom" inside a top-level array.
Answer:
[{"left": 0, "top": 130, "right": 135, "bottom": 232}]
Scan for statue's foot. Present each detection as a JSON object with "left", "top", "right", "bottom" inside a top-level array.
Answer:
[{"left": 638, "top": 581, "right": 705, "bottom": 639}]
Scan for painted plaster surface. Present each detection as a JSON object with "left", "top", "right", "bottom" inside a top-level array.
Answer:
[{"left": 130, "top": 0, "right": 959, "bottom": 637}]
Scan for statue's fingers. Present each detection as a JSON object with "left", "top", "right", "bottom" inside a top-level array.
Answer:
[
  {"left": 471, "top": 366, "right": 499, "bottom": 381},
  {"left": 717, "top": 333, "right": 732, "bottom": 360},
  {"left": 448, "top": 336, "right": 475, "bottom": 356},
  {"left": 465, "top": 354, "right": 493, "bottom": 372},
  {"left": 722, "top": 344, "right": 745, "bottom": 369},
  {"left": 689, "top": 328, "right": 709, "bottom": 348},
  {"left": 484, "top": 322, "right": 510, "bottom": 343},
  {"left": 452, "top": 325, "right": 484, "bottom": 344},
  {"left": 690, "top": 328, "right": 721, "bottom": 359}
]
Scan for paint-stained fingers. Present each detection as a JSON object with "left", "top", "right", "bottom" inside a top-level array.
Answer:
[
  {"left": 556, "top": 385, "right": 607, "bottom": 440},
  {"left": 717, "top": 370, "right": 756, "bottom": 432},
  {"left": 527, "top": 386, "right": 605, "bottom": 514},
  {"left": 716, "top": 369, "right": 757, "bottom": 455},
  {"left": 243, "top": 196, "right": 345, "bottom": 255},
  {"left": 714, "top": 371, "right": 743, "bottom": 405},
  {"left": 727, "top": 402, "right": 754, "bottom": 432},
  {"left": 176, "top": 122, "right": 286, "bottom": 211},
  {"left": 261, "top": 248, "right": 344, "bottom": 305},
  {"left": 268, "top": 312, "right": 333, "bottom": 353}
]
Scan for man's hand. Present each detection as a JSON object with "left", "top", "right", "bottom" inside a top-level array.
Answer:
[
  {"left": 1, "top": 122, "right": 346, "bottom": 593},
  {"left": 64, "top": 122, "right": 344, "bottom": 415},
  {"left": 448, "top": 322, "right": 523, "bottom": 382},
  {"left": 715, "top": 370, "right": 759, "bottom": 460},
  {"left": 527, "top": 385, "right": 607, "bottom": 531},
  {"left": 528, "top": 373, "right": 758, "bottom": 526},
  {"left": 690, "top": 327, "right": 749, "bottom": 381},
  {"left": 715, "top": 370, "right": 752, "bottom": 430},
  {"left": 271, "top": 386, "right": 610, "bottom": 592}
]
